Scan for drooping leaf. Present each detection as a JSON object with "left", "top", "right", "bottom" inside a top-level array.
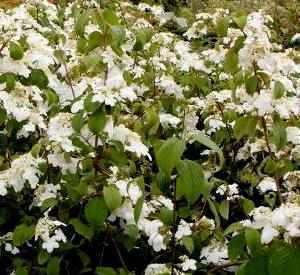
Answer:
[
  {"left": 219, "top": 199, "right": 229, "bottom": 220},
  {"left": 84, "top": 197, "right": 109, "bottom": 231},
  {"left": 134, "top": 194, "right": 147, "bottom": 224},
  {"left": 87, "top": 108, "right": 107, "bottom": 135},
  {"left": 216, "top": 17, "right": 229, "bottom": 37},
  {"left": 189, "top": 133, "right": 225, "bottom": 169},
  {"left": 156, "top": 137, "right": 186, "bottom": 177},
  {"left": 245, "top": 228, "right": 262, "bottom": 256},
  {"left": 177, "top": 160, "right": 207, "bottom": 205},
  {"left": 13, "top": 224, "right": 35, "bottom": 246},
  {"left": 245, "top": 75, "right": 258, "bottom": 95},
  {"left": 228, "top": 234, "right": 246, "bottom": 261},
  {"left": 103, "top": 185, "right": 122, "bottom": 212},
  {"left": 69, "top": 218, "right": 93, "bottom": 241},
  {"left": 274, "top": 81, "right": 285, "bottom": 99},
  {"left": 47, "top": 257, "right": 60, "bottom": 275},
  {"left": 75, "top": 11, "right": 91, "bottom": 37},
  {"left": 233, "top": 115, "right": 258, "bottom": 140},
  {"left": 9, "top": 41, "right": 24, "bottom": 60},
  {"left": 72, "top": 111, "right": 85, "bottom": 133}
]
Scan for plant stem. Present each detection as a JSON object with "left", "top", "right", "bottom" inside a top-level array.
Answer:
[
  {"left": 208, "top": 260, "right": 244, "bottom": 273},
  {"left": 261, "top": 117, "right": 283, "bottom": 204},
  {"left": 171, "top": 180, "right": 177, "bottom": 275},
  {"left": 106, "top": 221, "right": 129, "bottom": 273}
]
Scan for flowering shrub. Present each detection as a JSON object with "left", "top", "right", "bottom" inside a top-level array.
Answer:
[{"left": 0, "top": 1, "right": 300, "bottom": 274}]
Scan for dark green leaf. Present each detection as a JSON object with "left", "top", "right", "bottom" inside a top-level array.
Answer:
[
  {"left": 134, "top": 194, "right": 147, "bottom": 223},
  {"left": 182, "top": 236, "right": 194, "bottom": 254},
  {"left": 245, "top": 256, "right": 268, "bottom": 275},
  {"left": 189, "top": 133, "right": 225, "bottom": 169},
  {"left": 72, "top": 111, "right": 85, "bottom": 133},
  {"left": 13, "top": 224, "right": 35, "bottom": 246},
  {"left": 9, "top": 41, "right": 24, "bottom": 60},
  {"left": 245, "top": 76, "right": 258, "bottom": 95},
  {"left": 69, "top": 218, "right": 93, "bottom": 241},
  {"left": 274, "top": 81, "right": 285, "bottom": 99},
  {"left": 177, "top": 160, "right": 206, "bottom": 205},
  {"left": 245, "top": 228, "right": 262, "bottom": 256},
  {"left": 228, "top": 234, "right": 246, "bottom": 261},
  {"left": 84, "top": 197, "right": 109, "bottom": 230},
  {"left": 87, "top": 108, "right": 107, "bottom": 135},
  {"left": 268, "top": 244, "right": 300, "bottom": 275},
  {"left": 47, "top": 257, "right": 60, "bottom": 275}
]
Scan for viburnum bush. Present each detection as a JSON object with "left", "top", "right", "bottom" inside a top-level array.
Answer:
[{"left": 0, "top": 0, "right": 300, "bottom": 274}]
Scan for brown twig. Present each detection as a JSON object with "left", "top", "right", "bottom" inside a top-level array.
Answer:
[
  {"left": 106, "top": 221, "right": 129, "bottom": 273},
  {"left": 208, "top": 260, "right": 244, "bottom": 273}
]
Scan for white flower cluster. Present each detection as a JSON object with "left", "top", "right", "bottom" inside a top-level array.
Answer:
[{"left": 35, "top": 214, "right": 66, "bottom": 253}]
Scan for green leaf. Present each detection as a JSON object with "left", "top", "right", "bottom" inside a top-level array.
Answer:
[
  {"left": 1, "top": 72, "right": 16, "bottom": 91},
  {"left": 182, "top": 236, "right": 194, "bottom": 254},
  {"left": 69, "top": 218, "right": 93, "bottom": 241},
  {"left": 233, "top": 115, "right": 258, "bottom": 140},
  {"left": 245, "top": 256, "right": 268, "bottom": 275},
  {"left": 13, "top": 224, "right": 35, "bottom": 246},
  {"left": 134, "top": 194, "right": 147, "bottom": 223},
  {"left": 37, "top": 249, "right": 50, "bottom": 265},
  {"left": 189, "top": 133, "right": 225, "bottom": 169},
  {"left": 76, "top": 249, "right": 91, "bottom": 267},
  {"left": 86, "top": 31, "right": 103, "bottom": 53},
  {"left": 219, "top": 200, "right": 229, "bottom": 220},
  {"left": 233, "top": 11, "right": 247, "bottom": 29},
  {"left": 158, "top": 208, "right": 173, "bottom": 226},
  {"left": 109, "top": 25, "right": 126, "bottom": 46},
  {"left": 242, "top": 199, "right": 255, "bottom": 215},
  {"left": 268, "top": 244, "right": 300, "bottom": 275},
  {"left": 133, "top": 28, "right": 153, "bottom": 51},
  {"left": 245, "top": 75, "right": 258, "bottom": 95},
  {"left": 29, "top": 69, "right": 49, "bottom": 89},
  {"left": 156, "top": 137, "right": 186, "bottom": 177},
  {"left": 274, "top": 81, "right": 285, "bottom": 99},
  {"left": 16, "top": 267, "right": 28, "bottom": 275},
  {"left": 31, "top": 143, "right": 41, "bottom": 158},
  {"left": 9, "top": 41, "right": 24, "bottom": 60},
  {"left": 84, "top": 197, "right": 109, "bottom": 230},
  {"left": 72, "top": 111, "right": 85, "bottom": 133},
  {"left": 103, "top": 185, "right": 122, "bottom": 212},
  {"left": 177, "top": 160, "right": 207, "bottom": 205},
  {"left": 75, "top": 11, "right": 91, "bottom": 37},
  {"left": 47, "top": 257, "right": 60, "bottom": 275},
  {"left": 208, "top": 198, "right": 221, "bottom": 228},
  {"left": 103, "top": 9, "right": 119, "bottom": 25},
  {"left": 216, "top": 17, "right": 229, "bottom": 37},
  {"left": 145, "top": 107, "right": 160, "bottom": 135},
  {"left": 270, "top": 122, "right": 287, "bottom": 151},
  {"left": 228, "top": 234, "right": 245, "bottom": 261},
  {"left": 224, "top": 49, "right": 239, "bottom": 74},
  {"left": 96, "top": 267, "right": 117, "bottom": 275},
  {"left": 87, "top": 108, "right": 107, "bottom": 135},
  {"left": 245, "top": 228, "right": 262, "bottom": 256},
  {"left": 223, "top": 222, "right": 244, "bottom": 236}
]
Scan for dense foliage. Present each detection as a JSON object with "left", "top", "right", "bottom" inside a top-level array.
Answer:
[{"left": 0, "top": 0, "right": 300, "bottom": 274}]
